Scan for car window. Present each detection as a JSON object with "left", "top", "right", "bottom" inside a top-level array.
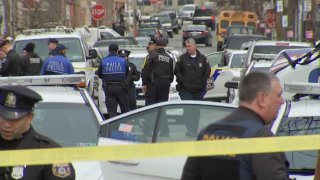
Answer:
[
  {"left": 156, "top": 104, "right": 234, "bottom": 142},
  {"left": 100, "top": 32, "right": 115, "bottom": 39},
  {"left": 129, "top": 56, "right": 145, "bottom": 72},
  {"left": 102, "top": 108, "right": 159, "bottom": 143},
  {"left": 252, "top": 45, "right": 309, "bottom": 55},
  {"left": 32, "top": 102, "right": 100, "bottom": 147},
  {"left": 276, "top": 115, "right": 320, "bottom": 169},
  {"left": 230, "top": 54, "right": 245, "bottom": 68},
  {"left": 231, "top": 21, "right": 245, "bottom": 26},
  {"left": 207, "top": 52, "right": 223, "bottom": 67},
  {"left": 15, "top": 38, "right": 85, "bottom": 62}
]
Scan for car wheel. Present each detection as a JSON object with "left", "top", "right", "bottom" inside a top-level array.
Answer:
[{"left": 174, "top": 29, "right": 179, "bottom": 34}]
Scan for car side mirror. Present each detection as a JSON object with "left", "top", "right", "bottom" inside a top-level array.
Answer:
[
  {"left": 225, "top": 81, "right": 239, "bottom": 89},
  {"left": 88, "top": 49, "right": 98, "bottom": 59}
]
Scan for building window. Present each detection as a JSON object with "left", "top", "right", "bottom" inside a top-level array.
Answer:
[{"left": 178, "top": 0, "right": 194, "bottom": 5}]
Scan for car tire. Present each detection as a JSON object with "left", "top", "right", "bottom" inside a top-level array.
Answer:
[{"left": 174, "top": 29, "right": 179, "bottom": 34}]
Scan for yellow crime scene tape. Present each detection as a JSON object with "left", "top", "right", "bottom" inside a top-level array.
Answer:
[
  {"left": 1, "top": 134, "right": 320, "bottom": 166},
  {"left": 74, "top": 67, "right": 98, "bottom": 71}
]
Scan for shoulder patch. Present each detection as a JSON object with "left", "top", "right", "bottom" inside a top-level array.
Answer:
[{"left": 52, "top": 163, "right": 71, "bottom": 178}]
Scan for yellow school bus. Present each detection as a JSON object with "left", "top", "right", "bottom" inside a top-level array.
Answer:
[{"left": 216, "top": 10, "right": 258, "bottom": 51}]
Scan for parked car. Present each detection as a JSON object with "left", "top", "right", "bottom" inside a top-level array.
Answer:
[
  {"left": 192, "top": 6, "right": 215, "bottom": 30},
  {"left": 223, "top": 34, "right": 268, "bottom": 50},
  {"left": 182, "top": 24, "right": 212, "bottom": 47},
  {"left": 178, "top": 4, "right": 197, "bottom": 23}
]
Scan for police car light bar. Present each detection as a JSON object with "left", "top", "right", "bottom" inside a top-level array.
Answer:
[
  {"left": 0, "top": 75, "right": 86, "bottom": 86},
  {"left": 284, "top": 82, "right": 320, "bottom": 95}
]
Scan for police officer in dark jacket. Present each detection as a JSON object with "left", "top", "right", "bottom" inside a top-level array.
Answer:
[
  {"left": 0, "top": 40, "right": 23, "bottom": 76},
  {"left": 40, "top": 44, "right": 74, "bottom": 75},
  {"left": 22, "top": 42, "right": 43, "bottom": 75},
  {"left": 0, "top": 86, "right": 75, "bottom": 180},
  {"left": 175, "top": 38, "right": 211, "bottom": 100},
  {"left": 175, "top": 38, "right": 211, "bottom": 137},
  {"left": 97, "top": 44, "right": 130, "bottom": 118},
  {"left": 182, "top": 72, "right": 289, "bottom": 180},
  {"left": 118, "top": 49, "right": 140, "bottom": 110},
  {"left": 142, "top": 37, "right": 174, "bottom": 106}
]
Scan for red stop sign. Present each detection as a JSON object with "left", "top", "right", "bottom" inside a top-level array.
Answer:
[{"left": 91, "top": 4, "right": 106, "bottom": 20}]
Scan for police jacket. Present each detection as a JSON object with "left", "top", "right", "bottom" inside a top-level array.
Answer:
[
  {"left": 22, "top": 52, "right": 43, "bottom": 75},
  {"left": 182, "top": 106, "right": 289, "bottom": 180},
  {"left": 128, "top": 62, "right": 140, "bottom": 87},
  {"left": 97, "top": 53, "right": 129, "bottom": 83},
  {"left": 175, "top": 50, "right": 211, "bottom": 93},
  {"left": 142, "top": 48, "right": 174, "bottom": 85},
  {"left": 40, "top": 53, "right": 74, "bottom": 75},
  {"left": 0, "top": 126, "right": 75, "bottom": 180},
  {"left": 0, "top": 49, "right": 23, "bottom": 76}
]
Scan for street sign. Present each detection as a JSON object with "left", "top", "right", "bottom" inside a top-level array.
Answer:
[
  {"left": 264, "top": 10, "right": 276, "bottom": 28},
  {"left": 91, "top": 4, "right": 106, "bottom": 20}
]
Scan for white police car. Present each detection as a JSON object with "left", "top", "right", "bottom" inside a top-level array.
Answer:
[
  {"left": 98, "top": 101, "right": 237, "bottom": 179},
  {"left": 0, "top": 75, "right": 104, "bottom": 180},
  {"left": 14, "top": 28, "right": 98, "bottom": 96},
  {"left": 204, "top": 50, "right": 246, "bottom": 102}
]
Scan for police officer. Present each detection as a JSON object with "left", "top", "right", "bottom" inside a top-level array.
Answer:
[
  {"left": 182, "top": 72, "right": 289, "bottom": 180},
  {"left": 21, "top": 42, "right": 43, "bottom": 75},
  {"left": 48, "top": 38, "right": 59, "bottom": 56},
  {"left": 142, "top": 37, "right": 174, "bottom": 106},
  {"left": 97, "top": 44, "right": 130, "bottom": 118},
  {"left": 175, "top": 38, "right": 211, "bottom": 100},
  {"left": 0, "top": 85, "right": 75, "bottom": 180},
  {"left": 40, "top": 44, "right": 74, "bottom": 75},
  {"left": 0, "top": 40, "right": 23, "bottom": 76},
  {"left": 118, "top": 49, "right": 140, "bottom": 110}
]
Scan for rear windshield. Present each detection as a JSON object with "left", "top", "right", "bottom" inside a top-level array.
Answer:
[
  {"left": 253, "top": 45, "right": 309, "bottom": 55},
  {"left": 194, "top": 9, "right": 212, "bottom": 16},
  {"left": 15, "top": 38, "right": 85, "bottom": 62},
  {"left": 181, "top": 6, "right": 195, "bottom": 11},
  {"left": 226, "top": 36, "right": 267, "bottom": 50}
]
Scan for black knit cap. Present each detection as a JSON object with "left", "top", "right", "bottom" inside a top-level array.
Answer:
[{"left": 23, "top": 42, "right": 35, "bottom": 52}]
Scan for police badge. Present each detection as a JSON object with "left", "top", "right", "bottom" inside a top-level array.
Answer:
[
  {"left": 11, "top": 166, "right": 24, "bottom": 179},
  {"left": 52, "top": 163, "right": 71, "bottom": 178}
]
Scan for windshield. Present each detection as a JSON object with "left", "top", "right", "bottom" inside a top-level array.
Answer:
[
  {"left": 155, "top": 16, "right": 172, "bottom": 24},
  {"left": 15, "top": 38, "right": 85, "bottom": 62},
  {"left": 276, "top": 115, "right": 320, "bottom": 170},
  {"left": 32, "top": 102, "right": 100, "bottom": 147},
  {"left": 139, "top": 29, "right": 156, "bottom": 37}
]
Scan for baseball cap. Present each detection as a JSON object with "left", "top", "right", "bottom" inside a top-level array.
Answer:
[
  {"left": 54, "top": 44, "right": 68, "bottom": 52},
  {"left": 109, "top": 43, "right": 119, "bottom": 52},
  {"left": 23, "top": 42, "right": 35, "bottom": 52},
  {"left": 156, "top": 37, "right": 167, "bottom": 47},
  {"left": 0, "top": 86, "right": 42, "bottom": 120},
  {"left": 118, "top": 49, "right": 131, "bottom": 57},
  {"left": 48, "top": 38, "right": 59, "bottom": 44}
]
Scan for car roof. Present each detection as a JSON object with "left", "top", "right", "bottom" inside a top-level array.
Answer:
[
  {"left": 15, "top": 31, "right": 82, "bottom": 41},
  {"left": 28, "top": 86, "right": 85, "bottom": 104}
]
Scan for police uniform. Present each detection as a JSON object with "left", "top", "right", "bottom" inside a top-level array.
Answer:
[
  {"left": 40, "top": 44, "right": 74, "bottom": 75},
  {"left": 182, "top": 106, "right": 289, "bottom": 180},
  {"left": 0, "top": 40, "right": 23, "bottom": 76},
  {"left": 0, "top": 86, "right": 76, "bottom": 180},
  {"left": 175, "top": 49, "right": 211, "bottom": 100},
  {"left": 22, "top": 42, "right": 43, "bottom": 75},
  {"left": 97, "top": 44, "right": 130, "bottom": 118},
  {"left": 142, "top": 38, "right": 174, "bottom": 106},
  {"left": 118, "top": 49, "right": 140, "bottom": 110}
]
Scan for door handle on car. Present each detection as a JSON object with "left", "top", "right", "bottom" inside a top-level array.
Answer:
[{"left": 108, "top": 160, "right": 139, "bottom": 166}]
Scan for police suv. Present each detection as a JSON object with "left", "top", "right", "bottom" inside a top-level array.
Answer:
[{"left": 14, "top": 28, "right": 98, "bottom": 96}]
